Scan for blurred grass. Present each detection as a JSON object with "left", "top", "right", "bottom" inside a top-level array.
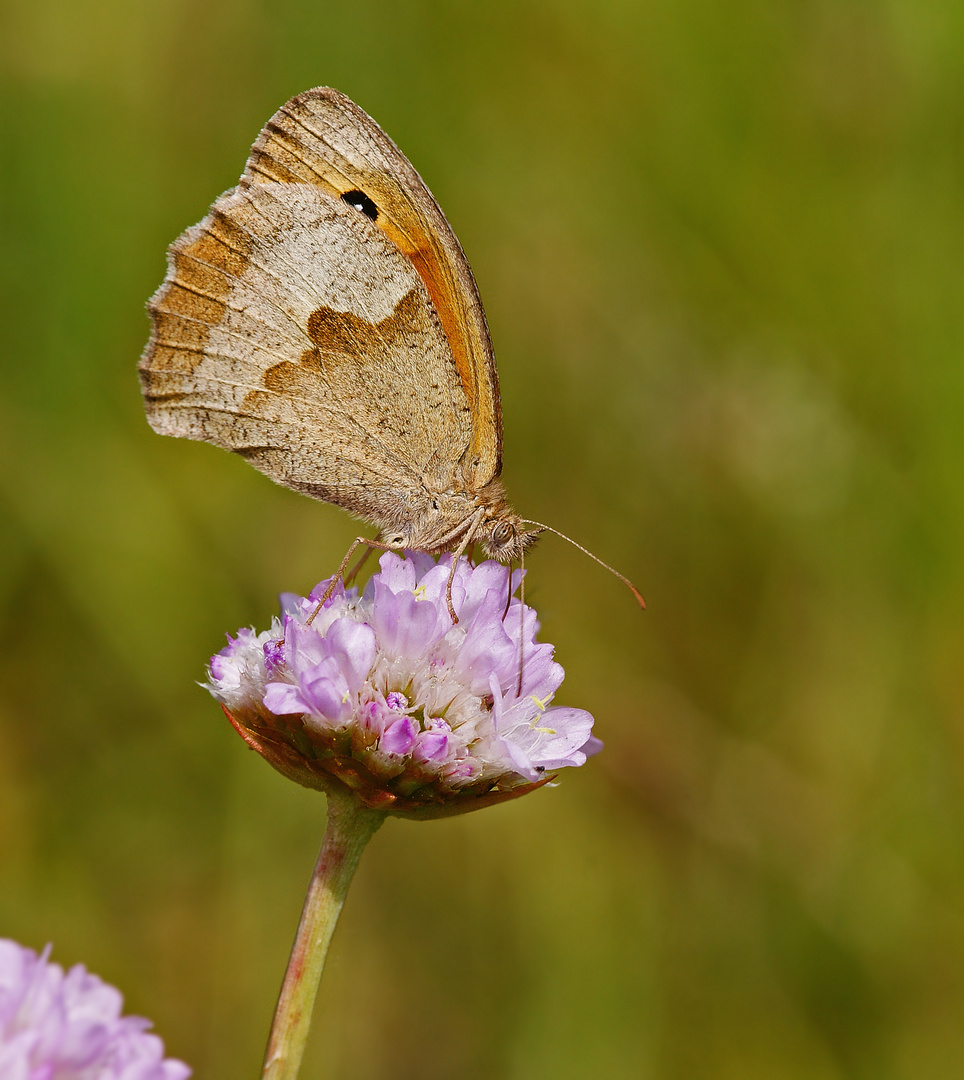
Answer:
[{"left": 1, "top": 0, "right": 963, "bottom": 1076}]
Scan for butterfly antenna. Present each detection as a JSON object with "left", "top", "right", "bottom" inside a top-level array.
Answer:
[{"left": 523, "top": 520, "right": 646, "bottom": 610}]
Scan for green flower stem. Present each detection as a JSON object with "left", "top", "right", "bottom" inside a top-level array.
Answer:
[{"left": 261, "top": 793, "right": 386, "bottom": 1080}]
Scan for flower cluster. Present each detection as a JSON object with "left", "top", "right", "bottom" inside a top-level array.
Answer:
[
  {"left": 0, "top": 939, "right": 190, "bottom": 1079},
  {"left": 208, "top": 552, "right": 599, "bottom": 817}
]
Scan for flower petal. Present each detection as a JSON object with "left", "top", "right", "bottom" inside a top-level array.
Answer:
[
  {"left": 326, "top": 618, "right": 377, "bottom": 691},
  {"left": 381, "top": 716, "right": 417, "bottom": 755},
  {"left": 263, "top": 683, "right": 310, "bottom": 715}
]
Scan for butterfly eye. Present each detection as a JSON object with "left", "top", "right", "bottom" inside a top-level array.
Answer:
[
  {"left": 340, "top": 189, "right": 379, "bottom": 221},
  {"left": 490, "top": 521, "right": 515, "bottom": 548}
]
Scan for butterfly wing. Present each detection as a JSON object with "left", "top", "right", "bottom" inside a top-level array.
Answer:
[
  {"left": 242, "top": 87, "right": 502, "bottom": 490},
  {"left": 140, "top": 89, "right": 504, "bottom": 537},
  {"left": 140, "top": 177, "right": 479, "bottom": 534}
]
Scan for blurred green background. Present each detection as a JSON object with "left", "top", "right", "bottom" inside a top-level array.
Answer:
[{"left": 2, "top": 0, "right": 962, "bottom": 1076}]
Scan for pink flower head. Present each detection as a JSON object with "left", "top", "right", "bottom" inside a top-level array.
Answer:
[
  {"left": 0, "top": 939, "right": 190, "bottom": 1079},
  {"left": 208, "top": 553, "right": 600, "bottom": 818}
]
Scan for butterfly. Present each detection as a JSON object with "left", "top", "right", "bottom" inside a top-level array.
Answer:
[{"left": 140, "top": 88, "right": 642, "bottom": 613}]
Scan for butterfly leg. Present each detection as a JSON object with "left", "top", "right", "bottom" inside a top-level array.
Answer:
[
  {"left": 306, "top": 536, "right": 400, "bottom": 625},
  {"left": 515, "top": 547, "right": 528, "bottom": 696},
  {"left": 344, "top": 542, "right": 376, "bottom": 586},
  {"left": 444, "top": 508, "right": 488, "bottom": 623}
]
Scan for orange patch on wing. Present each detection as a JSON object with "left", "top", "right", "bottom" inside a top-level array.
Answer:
[
  {"left": 245, "top": 290, "right": 422, "bottom": 405},
  {"left": 373, "top": 219, "right": 478, "bottom": 408},
  {"left": 142, "top": 210, "right": 253, "bottom": 377}
]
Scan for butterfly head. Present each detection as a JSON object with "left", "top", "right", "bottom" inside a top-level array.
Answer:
[{"left": 479, "top": 514, "right": 541, "bottom": 564}]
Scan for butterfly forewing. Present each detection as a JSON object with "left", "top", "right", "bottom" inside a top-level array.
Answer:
[{"left": 241, "top": 87, "right": 502, "bottom": 489}]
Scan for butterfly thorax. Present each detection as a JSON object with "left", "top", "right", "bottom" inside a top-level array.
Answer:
[{"left": 380, "top": 479, "right": 539, "bottom": 564}]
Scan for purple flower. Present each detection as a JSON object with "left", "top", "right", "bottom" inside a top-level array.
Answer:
[
  {"left": 208, "top": 553, "right": 600, "bottom": 817},
  {"left": 0, "top": 939, "right": 190, "bottom": 1080}
]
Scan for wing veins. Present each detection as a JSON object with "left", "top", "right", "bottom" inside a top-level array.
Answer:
[
  {"left": 251, "top": 182, "right": 441, "bottom": 475},
  {"left": 161, "top": 402, "right": 413, "bottom": 483}
]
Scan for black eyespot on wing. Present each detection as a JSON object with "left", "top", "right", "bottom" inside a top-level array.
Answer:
[{"left": 341, "top": 189, "right": 379, "bottom": 221}]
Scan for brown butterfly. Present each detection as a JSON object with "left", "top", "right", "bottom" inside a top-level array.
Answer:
[{"left": 140, "top": 88, "right": 641, "bottom": 611}]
